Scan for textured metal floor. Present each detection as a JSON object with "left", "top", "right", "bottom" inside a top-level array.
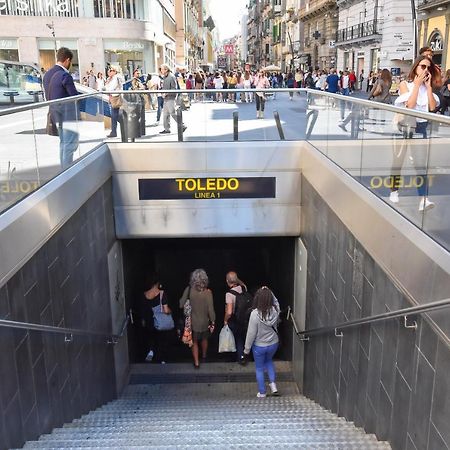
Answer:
[{"left": 19, "top": 362, "right": 391, "bottom": 449}]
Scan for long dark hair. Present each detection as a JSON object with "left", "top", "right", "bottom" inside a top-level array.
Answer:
[
  {"left": 407, "top": 56, "right": 440, "bottom": 88},
  {"left": 379, "top": 68, "right": 392, "bottom": 84},
  {"left": 254, "top": 286, "right": 274, "bottom": 320}
]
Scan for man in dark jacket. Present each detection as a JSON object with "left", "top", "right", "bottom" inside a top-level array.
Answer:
[{"left": 43, "top": 47, "right": 79, "bottom": 169}]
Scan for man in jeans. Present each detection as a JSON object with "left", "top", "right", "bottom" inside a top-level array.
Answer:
[
  {"left": 43, "top": 47, "right": 79, "bottom": 169},
  {"left": 159, "top": 64, "right": 187, "bottom": 134}
]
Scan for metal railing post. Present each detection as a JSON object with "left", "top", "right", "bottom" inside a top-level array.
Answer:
[
  {"left": 273, "top": 110, "right": 285, "bottom": 140},
  {"left": 233, "top": 111, "right": 239, "bottom": 141},
  {"left": 177, "top": 108, "right": 183, "bottom": 142}
]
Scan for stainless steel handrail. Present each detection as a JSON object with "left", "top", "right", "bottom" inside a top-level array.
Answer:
[
  {"left": 3, "top": 87, "right": 450, "bottom": 125},
  {"left": 288, "top": 298, "right": 450, "bottom": 339},
  {"left": 0, "top": 314, "right": 130, "bottom": 344}
]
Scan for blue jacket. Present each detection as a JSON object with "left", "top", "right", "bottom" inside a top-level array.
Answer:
[{"left": 43, "top": 64, "right": 79, "bottom": 123}]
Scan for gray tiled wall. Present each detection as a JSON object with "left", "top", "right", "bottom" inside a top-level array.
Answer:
[
  {"left": 301, "top": 177, "right": 450, "bottom": 450},
  {"left": 0, "top": 179, "right": 117, "bottom": 450}
]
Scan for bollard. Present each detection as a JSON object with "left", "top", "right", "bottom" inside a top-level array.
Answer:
[
  {"left": 233, "top": 111, "right": 239, "bottom": 141},
  {"left": 177, "top": 108, "right": 183, "bottom": 142},
  {"left": 273, "top": 110, "right": 285, "bottom": 140}
]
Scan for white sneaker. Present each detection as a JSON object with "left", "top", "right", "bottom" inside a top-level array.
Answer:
[
  {"left": 389, "top": 191, "right": 399, "bottom": 204},
  {"left": 269, "top": 382, "right": 279, "bottom": 396},
  {"left": 256, "top": 392, "right": 266, "bottom": 398},
  {"left": 419, "top": 197, "right": 435, "bottom": 212},
  {"left": 145, "top": 350, "right": 154, "bottom": 362},
  {"left": 260, "top": 112, "right": 264, "bottom": 119}
]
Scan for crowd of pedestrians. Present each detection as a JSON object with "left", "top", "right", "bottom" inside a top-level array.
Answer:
[{"left": 139, "top": 269, "right": 281, "bottom": 399}]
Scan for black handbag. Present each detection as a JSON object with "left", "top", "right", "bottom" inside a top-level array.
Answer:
[{"left": 46, "top": 111, "right": 58, "bottom": 136}]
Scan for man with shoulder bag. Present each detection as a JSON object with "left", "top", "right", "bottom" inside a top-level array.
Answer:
[{"left": 43, "top": 47, "right": 80, "bottom": 169}]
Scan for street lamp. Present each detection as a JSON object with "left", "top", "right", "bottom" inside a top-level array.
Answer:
[{"left": 46, "top": 21, "right": 57, "bottom": 62}]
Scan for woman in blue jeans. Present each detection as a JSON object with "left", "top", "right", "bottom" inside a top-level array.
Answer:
[{"left": 244, "top": 286, "right": 280, "bottom": 398}]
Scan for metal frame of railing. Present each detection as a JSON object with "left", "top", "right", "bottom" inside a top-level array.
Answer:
[
  {"left": 287, "top": 298, "right": 450, "bottom": 340},
  {"left": 0, "top": 314, "right": 130, "bottom": 344},
  {"left": 2, "top": 88, "right": 450, "bottom": 127}
]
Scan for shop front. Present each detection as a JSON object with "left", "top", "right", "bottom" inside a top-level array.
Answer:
[
  {"left": 104, "top": 39, "right": 154, "bottom": 80},
  {"left": 38, "top": 39, "right": 79, "bottom": 75}
]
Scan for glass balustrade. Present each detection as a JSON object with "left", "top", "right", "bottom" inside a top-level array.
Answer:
[{"left": 1, "top": 88, "right": 449, "bottom": 251}]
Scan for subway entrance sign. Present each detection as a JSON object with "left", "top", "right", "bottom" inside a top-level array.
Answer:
[{"left": 138, "top": 177, "right": 276, "bottom": 200}]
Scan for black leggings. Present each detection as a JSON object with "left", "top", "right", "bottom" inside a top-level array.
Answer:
[{"left": 255, "top": 95, "right": 266, "bottom": 112}]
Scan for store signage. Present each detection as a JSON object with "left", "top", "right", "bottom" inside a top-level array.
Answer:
[
  {"left": 224, "top": 44, "right": 234, "bottom": 54},
  {"left": 138, "top": 177, "right": 276, "bottom": 200},
  {"left": 0, "top": 0, "right": 70, "bottom": 14},
  {"left": 430, "top": 33, "right": 443, "bottom": 51},
  {"left": 123, "top": 41, "right": 145, "bottom": 51},
  {"left": 0, "top": 39, "right": 16, "bottom": 49}
]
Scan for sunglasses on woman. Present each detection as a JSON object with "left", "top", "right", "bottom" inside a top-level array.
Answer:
[{"left": 419, "top": 64, "right": 430, "bottom": 70}]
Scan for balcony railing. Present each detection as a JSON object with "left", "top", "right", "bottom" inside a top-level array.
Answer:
[{"left": 336, "top": 19, "right": 380, "bottom": 43}]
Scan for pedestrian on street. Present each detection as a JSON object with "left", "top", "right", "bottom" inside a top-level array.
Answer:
[
  {"left": 104, "top": 65, "right": 123, "bottom": 138},
  {"left": 43, "top": 47, "right": 80, "bottom": 169},
  {"left": 244, "top": 286, "right": 280, "bottom": 398},
  {"left": 159, "top": 64, "right": 187, "bottom": 134},
  {"left": 254, "top": 69, "right": 270, "bottom": 118}
]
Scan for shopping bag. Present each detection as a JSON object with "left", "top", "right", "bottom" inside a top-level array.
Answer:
[{"left": 218, "top": 325, "right": 236, "bottom": 353}]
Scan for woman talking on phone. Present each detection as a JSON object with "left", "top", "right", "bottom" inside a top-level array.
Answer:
[
  {"left": 395, "top": 56, "right": 440, "bottom": 138},
  {"left": 390, "top": 56, "right": 441, "bottom": 212}
]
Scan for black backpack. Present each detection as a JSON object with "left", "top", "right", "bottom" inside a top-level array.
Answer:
[{"left": 229, "top": 287, "right": 253, "bottom": 329}]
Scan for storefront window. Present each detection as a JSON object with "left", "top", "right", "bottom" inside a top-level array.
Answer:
[
  {"left": 93, "top": 0, "right": 142, "bottom": 19},
  {"left": 0, "top": 49, "right": 19, "bottom": 61},
  {"left": 39, "top": 49, "right": 79, "bottom": 74},
  {"left": 105, "top": 50, "right": 144, "bottom": 80},
  {"left": 370, "top": 48, "right": 380, "bottom": 72}
]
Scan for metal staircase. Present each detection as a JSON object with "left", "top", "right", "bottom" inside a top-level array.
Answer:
[{"left": 18, "top": 362, "right": 391, "bottom": 449}]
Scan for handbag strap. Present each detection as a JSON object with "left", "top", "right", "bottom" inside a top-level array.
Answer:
[{"left": 159, "top": 291, "right": 164, "bottom": 312}]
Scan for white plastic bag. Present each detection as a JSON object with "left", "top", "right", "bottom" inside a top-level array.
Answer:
[{"left": 218, "top": 325, "right": 236, "bottom": 353}]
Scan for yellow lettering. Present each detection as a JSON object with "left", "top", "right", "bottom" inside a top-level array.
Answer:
[
  {"left": 414, "top": 176, "right": 424, "bottom": 188},
  {"left": 217, "top": 178, "right": 227, "bottom": 190},
  {"left": 185, "top": 179, "right": 196, "bottom": 191},
  {"left": 1, "top": 182, "right": 9, "bottom": 193},
  {"left": 428, "top": 175, "right": 435, "bottom": 187},
  {"left": 175, "top": 179, "right": 184, "bottom": 191},
  {"left": 197, "top": 178, "right": 206, "bottom": 191},
  {"left": 371, "top": 176, "right": 382, "bottom": 189},
  {"left": 384, "top": 177, "right": 393, "bottom": 188},
  {"left": 228, "top": 178, "right": 239, "bottom": 190},
  {"left": 19, "top": 181, "right": 31, "bottom": 193},
  {"left": 206, "top": 178, "right": 216, "bottom": 190}
]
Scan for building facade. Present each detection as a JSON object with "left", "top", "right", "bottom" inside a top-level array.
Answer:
[
  {"left": 418, "top": 0, "right": 450, "bottom": 70},
  {"left": 299, "top": 0, "right": 338, "bottom": 70},
  {"left": 335, "top": 0, "right": 414, "bottom": 79},
  {"left": 0, "top": 0, "right": 177, "bottom": 78}
]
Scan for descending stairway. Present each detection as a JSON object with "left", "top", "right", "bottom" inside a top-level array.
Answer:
[{"left": 19, "top": 362, "right": 391, "bottom": 449}]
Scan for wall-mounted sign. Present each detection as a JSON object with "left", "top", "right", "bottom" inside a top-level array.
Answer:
[
  {"left": 138, "top": 177, "right": 276, "bottom": 200},
  {"left": 224, "top": 44, "right": 234, "bottom": 54},
  {"left": 0, "top": 0, "right": 71, "bottom": 14},
  {"left": 430, "top": 32, "right": 443, "bottom": 52}
]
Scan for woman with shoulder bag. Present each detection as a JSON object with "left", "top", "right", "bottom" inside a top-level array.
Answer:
[
  {"left": 141, "top": 275, "right": 174, "bottom": 364},
  {"left": 243, "top": 286, "right": 280, "bottom": 398},
  {"left": 105, "top": 66, "right": 123, "bottom": 138},
  {"left": 179, "top": 269, "right": 215, "bottom": 369}
]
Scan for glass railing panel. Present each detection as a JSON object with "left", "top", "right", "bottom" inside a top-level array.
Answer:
[
  {"left": 0, "top": 109, "right": 40, "bottom": 212},
  {"left": 422, "top": 117, "right": 450, "bottom": 249},
  {"left": 305, "top": 91, "right": 330, "bottom": 155}
]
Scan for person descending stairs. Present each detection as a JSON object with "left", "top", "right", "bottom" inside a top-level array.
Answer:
[{"left": 17, "top": 362, "right": 391, "bottom": 449}]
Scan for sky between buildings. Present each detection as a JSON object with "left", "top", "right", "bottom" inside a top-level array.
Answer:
[{"left": 208, "top": 0, "right": 248, "bottom": 40}]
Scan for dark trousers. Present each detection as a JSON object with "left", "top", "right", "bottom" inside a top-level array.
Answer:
[
  {"left": 255, "top": 94, "right": 266, "bottom": 112},
  {"left": 229, "top": 322, "right": 245, "bottom": 360},
  {"left": 157, "top": 96, "right": 164, "bottom": 122},
  {"left": 111, "top": 107, "right": 120, "bottom": 135}
]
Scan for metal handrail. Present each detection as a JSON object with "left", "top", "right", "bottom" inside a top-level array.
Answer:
[
  {"left": 287, "top": 298, "right": 450, "bottom": 339},
  {"left": 0, "top": 314, "right": 130, "bottom": 344},
  {"left": 3, "top": 87, "right": 450, "bottom": 126}
]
